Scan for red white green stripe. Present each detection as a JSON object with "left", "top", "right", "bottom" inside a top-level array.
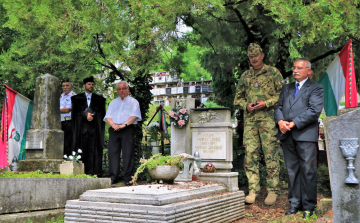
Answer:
[
  {"left": 0, "top": 85, "right": 33, "bottom": 169},
  {"left": 318, "top": 39, "right": 358, "bottom": 116}
]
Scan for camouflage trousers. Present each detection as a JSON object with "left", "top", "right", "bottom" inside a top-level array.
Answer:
[{"left": 243, "top": 117, "right": 280, "bottom": 194}]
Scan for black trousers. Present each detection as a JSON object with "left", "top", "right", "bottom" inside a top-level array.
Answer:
[
  {"left": 282, "top": 135, "right": 317, "bottom": 211},
  {"left": 82, "top": 131, "right": 96, "bottom": 175},
  {"left": 61, "top": 120, "right": 72, "bottom": 156},
  {"left": 108, "top": 126, "right": 135, "bottom": 182}
]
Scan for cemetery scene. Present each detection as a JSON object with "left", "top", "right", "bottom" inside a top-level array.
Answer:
[{"left": 0, "top": 1, "right": 359, "bottom": 223}]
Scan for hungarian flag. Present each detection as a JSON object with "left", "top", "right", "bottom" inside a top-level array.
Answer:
[
  {"left": 158, "top": 104, "right": 169, "bottom": 135},
  {"left": 318, "top": 39, "right": 358, "bottom": 116},
  {"left": 0, "top": 85, "right": 33, "bottom": 169}
]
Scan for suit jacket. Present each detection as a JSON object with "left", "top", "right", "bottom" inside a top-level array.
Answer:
[{"left": 274, "top": 79, "right": 323, "bottom": 142}]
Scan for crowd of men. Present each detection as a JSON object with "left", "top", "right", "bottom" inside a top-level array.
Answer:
[
  {"left": 60, "top": 77, "right": 141, "bottom": 186},
  {"left": 59, "top": 42, "right": 323, "bottom": 218},
  {"left": 234, "top": 43, "right": 323, "bottom": 218}
]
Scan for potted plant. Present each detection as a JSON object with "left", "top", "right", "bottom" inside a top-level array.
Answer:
[
  {"left": 60, "top": 149, "right": 84, "bottom": 175},
  {"left": 131, "top": 154, "right": 185, "bottom": 185}
]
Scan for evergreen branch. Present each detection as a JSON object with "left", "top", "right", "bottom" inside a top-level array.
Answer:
[
  {"left": 223, "top": 0, "right": 249, "bottom": 7},
  {"left": 230, "top": 8, "right": 254, "bottom": 44},
  {"left": 206, "top": 12, "right": 240, "bottom": 23},
  {"left": 283, "top": 46, "right": 343, "bottom": 78},
  {"left": 310, "top": 46, "right": 342, "bottom": 63},
  {"left": 179, "top": 16, "right": 218, "bottom": 55},
  {"left": 94, "top": 33, "right": 125, "bottom": 80}
]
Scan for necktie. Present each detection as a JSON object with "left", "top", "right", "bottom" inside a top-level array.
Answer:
[
  {"left": 294, "top": 83, "right": 300, "bottom": 98},
  {"left": 87, "top": 97, "right": 90, "bottom": 107}
]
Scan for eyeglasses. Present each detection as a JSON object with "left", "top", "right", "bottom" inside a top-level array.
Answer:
[
  {"left": 292, "top": 66, "right": 310, "bottom": 70},
  {"left": 117, "top": 87, "right": 128, "bottom": 91}
]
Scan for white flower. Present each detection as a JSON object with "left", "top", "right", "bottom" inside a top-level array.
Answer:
[
  {"left": 77, "top": 155, "right": 81, "bottom": 159},
  {"left": 63, "top": 155, "right": 68, "bottom": 159},
  {"left": 72, "top": 151, "right": 76, "bottom": 156},
  {"left": 69, "top": 155, "right": 73, "bottom": 160},
  {"left": 77, "top": 149, "right": 82, "bottom": 153}
]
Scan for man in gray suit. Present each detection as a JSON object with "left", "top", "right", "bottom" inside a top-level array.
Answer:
[{"left": 274, "top": 58, "right": 323, "bottom": 218}]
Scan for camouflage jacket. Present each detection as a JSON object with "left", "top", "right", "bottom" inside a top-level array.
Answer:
[{"left": 234, "top": 64, "right": 283, "bottom": 116}]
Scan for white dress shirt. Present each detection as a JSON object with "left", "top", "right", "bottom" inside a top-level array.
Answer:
[
  {"left": 85, "top": 92, "right": 92, "bottom": 107},
  {"left": 295, "top": 77, "right": 308, "bottom": 90},
  {"left": 60, "top": 90, "right": 76, "bottom": 118},
  {"left": 104, "top": 96, "right": 142, "bottom": 124}
]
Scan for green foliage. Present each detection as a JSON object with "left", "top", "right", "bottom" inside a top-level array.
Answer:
[
  {"left": 203, "top": 100, "right": 225, "bottom": 108},
  {"left": 0, "top": 170, "right": 97, "bottom": 178},
  {"left": 317, "top": 164, "right": 331, "bottom": 198},
  {"left": 131, "top": 154, "right": 185, "bottom": 185}
]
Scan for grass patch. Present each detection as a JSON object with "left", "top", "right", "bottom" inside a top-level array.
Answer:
[{"left": 0, "top": 170, "right": 97, "bottom": 178}]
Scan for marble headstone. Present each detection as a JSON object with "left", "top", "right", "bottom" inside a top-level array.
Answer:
[{"left": 327, "top": 108, "right": 360, "bottom": 223}]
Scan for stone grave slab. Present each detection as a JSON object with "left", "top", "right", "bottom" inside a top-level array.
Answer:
[
  {"left": 65, "top": 181, "right": 245, "bottom": 222},
  {"left": 327, "top": 108, "right": 360, "bottom": 223}
]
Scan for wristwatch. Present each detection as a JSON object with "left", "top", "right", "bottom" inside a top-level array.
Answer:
[{"left": 124, "top": 122, "right": 128, "bottom": 127}]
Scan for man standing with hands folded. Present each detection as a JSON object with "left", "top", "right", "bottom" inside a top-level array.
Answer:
[
  {"left": 105, "top": 81, "right": 142, "bottom": 185},
  {"left": 274, "top": 58, "right": 323, "bottom": 218},
  {"left": 234, "top": 43, "right": 283, "bottom": 205}
]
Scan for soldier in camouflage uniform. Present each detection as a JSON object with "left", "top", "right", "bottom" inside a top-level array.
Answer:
[{"left": 234, "top": 43, "right": 283, "bottom": 205}]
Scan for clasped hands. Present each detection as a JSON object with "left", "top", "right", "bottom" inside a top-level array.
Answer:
[
  {"left": 111, "top": 124, "right": 126, "bottom": 131},
  {"left": 246, "top": 101, "right": 266, "bottom": 113},
  {"left": 278, "top": 120, "right": 295, "bottom": 134}
]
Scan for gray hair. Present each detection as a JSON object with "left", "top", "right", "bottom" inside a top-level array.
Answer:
[
  {"left": 294, "top": 58, "right": 311, "bottom": 68},
  {"left": 117, "top": 81, "right": 129, "bottom": 88}
]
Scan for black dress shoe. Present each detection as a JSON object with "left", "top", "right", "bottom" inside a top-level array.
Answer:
[
  {"left": 303, "top": 210, "right": 314, "bottom": 218},
  {"left": 111, "top": 179, "right": 118, "bottom": 184},
  {"left": 285, "top": 207, "right": 300, "bottom": 215}
]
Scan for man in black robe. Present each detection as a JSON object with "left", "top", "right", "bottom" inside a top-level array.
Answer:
[{"left": 71, "top": 76, "right": 106, "bottom": 176}]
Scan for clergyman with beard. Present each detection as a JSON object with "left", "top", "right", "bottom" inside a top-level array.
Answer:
[
  {"left": 234, "top": 43, "right": 283, "bottom": 206},
  {"left": 71, "top": 76, "right": 106, "bottom": 176}
]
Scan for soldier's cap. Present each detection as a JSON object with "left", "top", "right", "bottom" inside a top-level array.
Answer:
[
  {"left": 247, "top": 43, "right": 263, "bottom": 57},
  {"left": 83, "top": 76, "right": 94, "bottom": 84}
]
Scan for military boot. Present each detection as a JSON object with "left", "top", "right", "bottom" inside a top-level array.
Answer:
[
  {"left": 264, "top": 193, "right": 278, "bottom": 206},
  {"left": 245, "top": 193, "right": 259, "bottom": 204}
]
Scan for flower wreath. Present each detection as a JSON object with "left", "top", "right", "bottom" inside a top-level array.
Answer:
[{"left": 169, "top": 107, "right": 189, "bottom": 128}]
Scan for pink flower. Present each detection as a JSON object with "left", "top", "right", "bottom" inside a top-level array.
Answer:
[
  {"left": 169, "top": 111, "right": 175, "bottom": 117},
  {"left": 178, "top": 120, "right": 185, "bottom": 126},
  {"left": 179, "top": 109, "right": 187, "bottom": 114}
]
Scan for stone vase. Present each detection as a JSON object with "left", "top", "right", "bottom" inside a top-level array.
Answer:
[
  {"left": 148, "top": 165, "right": 180, "bottom": 183},
  {"left": 60, "top": 161, "right": 84, "bottom": 176},
  {"left": 150, "top": 141, "right": 160, "bottom": 155}
]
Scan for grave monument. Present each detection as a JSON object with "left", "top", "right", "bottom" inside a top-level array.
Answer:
[
  {"left": 325, "top": 108, "right": 360, "bottom": 223},
  {"left": 18, "top": 74, "right": 64, "bottom": 172},
  {"left": 170, "top": 98, "right": 239, "bottom": 191}
]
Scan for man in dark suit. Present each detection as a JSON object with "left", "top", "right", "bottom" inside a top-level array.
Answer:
[
  {"left": 274, "top": 58, "right": 323, "bottom": 218},
  {"left": 71, "top": 76, "right": 106, "bottom": 176}
]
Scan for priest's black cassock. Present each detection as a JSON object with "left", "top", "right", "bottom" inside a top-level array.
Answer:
[{"left": 71, "top": 93, "right": 105, "bottom": 176}]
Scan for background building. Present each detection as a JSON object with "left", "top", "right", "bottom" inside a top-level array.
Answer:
[{"left": 150, "top": 71, "right": 213, "bottom": 107}]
